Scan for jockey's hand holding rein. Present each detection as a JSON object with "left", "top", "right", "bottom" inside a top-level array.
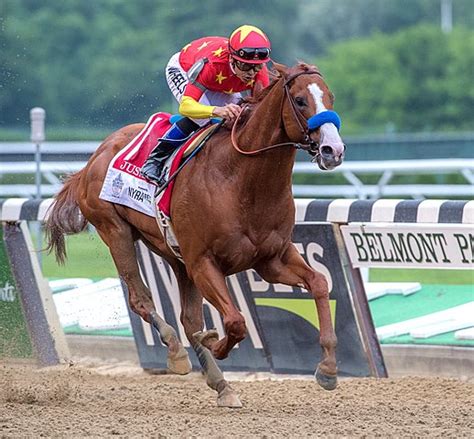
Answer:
[{"left": 212, "top": 103, "right": 241, "bottom": 122}]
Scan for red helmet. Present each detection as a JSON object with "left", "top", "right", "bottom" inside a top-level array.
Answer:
[{"left": 229, "top": 25, "right": 271, "bottom": 64}]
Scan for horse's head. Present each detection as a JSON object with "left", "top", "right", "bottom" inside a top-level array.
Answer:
[{"left": 275, "top": 62, "right": 345, "bottom": 170}]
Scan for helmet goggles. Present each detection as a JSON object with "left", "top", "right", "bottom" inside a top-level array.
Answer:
[{"left": 230, "top": 47, "right": 271, "bottom": 63}]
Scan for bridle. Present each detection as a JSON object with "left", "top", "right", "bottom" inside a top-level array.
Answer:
[{"left": 230, "top": 69, "right": 323, "bottom": 156}]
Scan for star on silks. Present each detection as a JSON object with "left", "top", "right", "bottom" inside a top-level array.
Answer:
[
  {"left": 231, "top": 25, "right": 268, "bottom": 44},
  {"left": 212, "top": 46, "right": 225, "bottom": 58},
  {"left": 224, "top": 88, "right": 234, "bottom": 94},
  {"left": 197, "top": 41, "right": 209, "bottom": 51},
  {"left": 246, "top": 79, "right": 255, "bottom": 87},
  {"left": 215, "top": 71, "right": 227, "bottom": 84},
  {"left": 182, "top": 43, "right": 191, "bottom": 52}
]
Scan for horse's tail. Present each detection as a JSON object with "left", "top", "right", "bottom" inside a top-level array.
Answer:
[{"left": 44, "top": 170, "right": 89, "bottom": 265}]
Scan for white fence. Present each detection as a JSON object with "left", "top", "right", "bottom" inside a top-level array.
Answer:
[
  {"left": 1, "top": 142, "right": 473, "bottom": 199},
  {"left": 293, "top": 159, "right": 474, "bottom": 199}
]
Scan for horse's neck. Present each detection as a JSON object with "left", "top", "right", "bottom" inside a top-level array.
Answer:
[
  {"left": 224, "top": 83, "right": 296, "bottom": 204},
  {"left": 238, "top": 82, "right": 287, "bottom": 149}
]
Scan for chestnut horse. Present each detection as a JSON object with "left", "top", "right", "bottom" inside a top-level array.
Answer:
[{"left": 46, "top": 62, "right": 345, "bottom": 407}]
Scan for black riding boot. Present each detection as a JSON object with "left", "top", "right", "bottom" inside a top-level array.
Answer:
[
  {"left": 141, "top": 117, "right": 199, "bottom": 185},
  {"left": 141, "top": 140, "right": 177, "bottom": 185}
]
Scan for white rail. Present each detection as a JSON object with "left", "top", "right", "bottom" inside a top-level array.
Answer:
[
  {"left": 1, "top": 158, "right": 473, "bottom": 199},
  {"left": 292, "top": 159, "right": 474, "bottom": 199}
]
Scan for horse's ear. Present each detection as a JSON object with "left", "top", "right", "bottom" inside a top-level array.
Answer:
[{"left": 271, "top": 62, "right": 288, "bottom": 80}]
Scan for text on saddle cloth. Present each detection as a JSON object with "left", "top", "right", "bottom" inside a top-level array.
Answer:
[
  {"left": 99, "top": 112, "right": 172, "bottom": 218},
  {"left": 99, "top": 112, "right": 218, "bottom": 220}
]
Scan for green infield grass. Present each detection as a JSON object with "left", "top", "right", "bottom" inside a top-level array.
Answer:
[
  {"left": 42, "top": 232, "right": 117, "bottom": 279},
  {"left": 369, "top": 268, "right": 473, "bottom": 285}
]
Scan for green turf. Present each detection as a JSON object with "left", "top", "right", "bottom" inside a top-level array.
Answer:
[
  {"left": 63, "top": 325, "right": 133, "bottom": 337},
  {"left": 42, "top": 232, "right": 117, "bottom": 278},
  {"left": 369, "top": 284, "right": 473, "bottom": 346},
  {"left": 369, "top": 268, "right": 474, "bottom": 285}
]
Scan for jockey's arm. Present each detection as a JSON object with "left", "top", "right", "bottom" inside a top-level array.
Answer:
[
  {"left": 179, "top": 96, "right": 216, "bottom": 119},
  {"left": 178, "top": 82, "right": 215, "bottom": 119},
  {"left": 179, "top": 96, "right": 240, "bottom": 120},
  {"left": 179, "top": 83, "right": 241, "bottom": 121}
]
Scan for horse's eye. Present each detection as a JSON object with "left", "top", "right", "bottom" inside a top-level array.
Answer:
[{"left": 295, "top": 96, "right": 307, "bottom": 107}]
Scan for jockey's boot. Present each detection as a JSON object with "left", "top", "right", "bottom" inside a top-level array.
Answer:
[{"left": 141, "top": 117, "right": 199, "bottom": 186}]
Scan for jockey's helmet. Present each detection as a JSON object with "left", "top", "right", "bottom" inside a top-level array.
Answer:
[{"left": 229, "top": 25, "right": 271, "bottom": 64}]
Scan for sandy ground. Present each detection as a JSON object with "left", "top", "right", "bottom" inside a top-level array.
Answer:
[{"left": 0, "top": 359, "right": 472, "bottom": 438}]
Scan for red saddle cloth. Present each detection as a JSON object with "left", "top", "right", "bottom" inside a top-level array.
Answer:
[
  {"left": 108, "top": 112, "right": 204, "bottom": 217},
  {"left": 112, "top": 112, "right": 173, "bottom": 176}
]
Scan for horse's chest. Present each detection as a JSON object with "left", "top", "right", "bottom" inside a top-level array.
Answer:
[{"left": 216, "top": 229, "right": 287, "bottom": 271}]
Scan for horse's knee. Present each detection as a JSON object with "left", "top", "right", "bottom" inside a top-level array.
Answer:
[
  {"left": 128, "top": 294, "right": 139, "bottom": 314},
  {"left": 129, "top": 301, "right": 149, "bottom": 323},
  {"left": 127, "top": 290, "right": 153, "bottom": 323},
  {"left": 224, "top": 314, "right": 247, "bottom": 342},
  {"left": 307, "top": 271, "right": 329, "bottom": 299},
  {"left": 320, "top": 333, "right": 338, "bottom": 349}
]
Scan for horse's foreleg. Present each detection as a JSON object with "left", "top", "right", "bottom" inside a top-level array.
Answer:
[
  {"left": 189, "top": 258, "right": 246, "bottom": 360},
  {"left": 175, "top": 264, "right": 241, "bottom": 407},
  {"left": 257, "top": 244, "right": 338, "bottom": 390},
  {"left": 94, "top": 219, "right": 190, "bottom": 374}
]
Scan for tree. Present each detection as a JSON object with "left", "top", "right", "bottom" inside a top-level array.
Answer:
[
  {"left": 318, "top": 25, "right": 474, "bottom": 133},
  {"left": 296, "top": 0, "right": 474, "bottom": 59},
  {"left": 318, "top": 34, "right": 409, "bottom": 133},
  {"left": 1, "top": 0, "right": 473, "bottom": 132}
]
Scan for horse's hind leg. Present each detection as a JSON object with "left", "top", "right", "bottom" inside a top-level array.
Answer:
[
  {"left": 174, "top": 263, "right": 242, "bottom": 408},
  {"left": 90, "top": 212, "right": 190, "bottom": 374},
  {"left": 256, "top": 244, "right": 338, "bottom": 391}
]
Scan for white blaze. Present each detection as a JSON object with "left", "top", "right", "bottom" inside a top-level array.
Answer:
[
  {"left": 307, "top": 83, "right": 344, "bottom": 150},
  {"left": 308, "top": 83, "right": 326, "bottom": 113}
]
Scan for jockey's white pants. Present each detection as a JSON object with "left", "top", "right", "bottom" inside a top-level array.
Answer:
[{"left": 165, "top": 52, "right": 242, "bottom": 126}]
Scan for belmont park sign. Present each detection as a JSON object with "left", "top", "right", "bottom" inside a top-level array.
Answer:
[{"left": 341, "top": 223, "right": 473, "bottom": 269}]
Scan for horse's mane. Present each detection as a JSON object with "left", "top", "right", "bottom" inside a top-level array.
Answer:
[
  {"left": 236, "top": 62, "right": 321, "bottom": 127},
  {"left": 243, "top": 61, "right": 321, "bottom": 106}
]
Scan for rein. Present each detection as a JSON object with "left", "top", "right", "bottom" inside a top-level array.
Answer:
[{"left": 230, "top": 70, "right": 322, "bottom": 156}]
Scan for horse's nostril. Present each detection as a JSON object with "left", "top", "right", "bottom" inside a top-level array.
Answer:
[{"left": 320, "top": 145, "right": 334, "bottom": 157}]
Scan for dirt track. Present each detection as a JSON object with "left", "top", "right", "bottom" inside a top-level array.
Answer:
[{"left": 1, "top": 361, "right": 472, "bottom": 438}]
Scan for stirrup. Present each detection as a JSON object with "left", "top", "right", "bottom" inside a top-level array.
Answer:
[
  {"left": 146, "top": 172, "right": 167, "bottom": 188},
  {"left": 141, "top": 167, "right": 163, "bottom": 185}
]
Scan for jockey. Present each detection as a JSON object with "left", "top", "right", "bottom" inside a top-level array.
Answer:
[{"left": 141, "top": 24, "right": 272, "bottom": 185}]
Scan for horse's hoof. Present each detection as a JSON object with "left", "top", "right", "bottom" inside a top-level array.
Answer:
[
  {"left": 193, "top": 329, "right": 219, "bottom": 348},
  {"left": 217, "top": 386, "right": 242, "bottom": 408},
  {"left": 167, "top": 352, "right": 192, "bottom": 375},
  {"left": 315, "top": 366, "right": 338, "bottom": 391}
]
